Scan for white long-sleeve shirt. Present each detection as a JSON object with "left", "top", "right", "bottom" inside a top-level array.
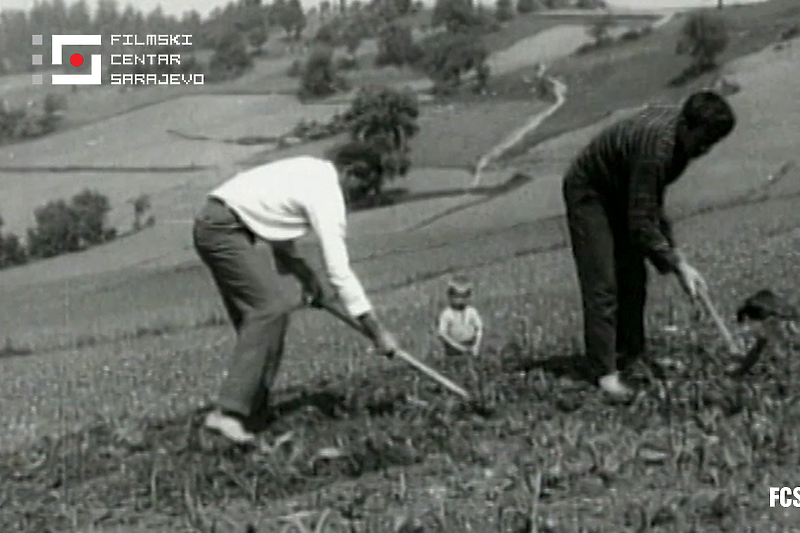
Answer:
[{"left": 209, "top": 156, "right": 373, "bottom": 317}]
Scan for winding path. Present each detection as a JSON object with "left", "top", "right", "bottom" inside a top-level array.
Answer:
[{"left": 470, "top": 11, "right": 675, "bottom": 188}]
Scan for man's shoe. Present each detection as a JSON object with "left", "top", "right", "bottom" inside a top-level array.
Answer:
[
  {"left": 204, "top": 409, "right": 256, "bottom": 445},
  {"left": 598, "top": 372, "right": 635, "bottom": 402}
]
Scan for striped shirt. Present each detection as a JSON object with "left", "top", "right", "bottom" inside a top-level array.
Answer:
[{"left": 567, "top": 105, "right": 689, "bottom": 274}]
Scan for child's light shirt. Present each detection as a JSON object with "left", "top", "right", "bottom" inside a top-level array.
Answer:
[{"left": 438, "top": 305, "right": 483, "bottom": 344}]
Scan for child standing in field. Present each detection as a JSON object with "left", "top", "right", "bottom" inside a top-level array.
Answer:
[{"left": 437, "top": 275, "right": 483, "bottom": 356}]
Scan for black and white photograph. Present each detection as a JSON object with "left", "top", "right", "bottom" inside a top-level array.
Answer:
[{"left": 1, "top": 0, "right": 800, "bottom": 530}]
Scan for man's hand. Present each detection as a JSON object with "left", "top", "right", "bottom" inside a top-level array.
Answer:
[
  {"left": 357, "top": 312, "right": 399, "bottom": 357},
  {"left": 373, "top": 329, "right": 399, "bottom": 358},
  {"left": 301, "top": 275, "right": 328, "bottom": 309},
  {"left": 676, "top": 260, "right": 707, "bottom": 299}
]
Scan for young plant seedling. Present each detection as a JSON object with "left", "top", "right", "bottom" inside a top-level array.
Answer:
[{"left": 726, "top": 289, "right": 799, "bottom": 377}]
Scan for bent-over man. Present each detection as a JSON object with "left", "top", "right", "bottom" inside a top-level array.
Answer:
[
  {"left": 193, "top": 143, "right": 399, "bottom": 444},
  {"left": 562, "top": 90, "right": 736, "bottom": 400}
]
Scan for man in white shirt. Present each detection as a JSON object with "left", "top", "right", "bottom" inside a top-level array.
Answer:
[{"left": 193, "top": 143, "right": 400, "bottom": 444}]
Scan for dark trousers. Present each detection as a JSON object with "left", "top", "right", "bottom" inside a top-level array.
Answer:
[
  {"left": 563, "top": 174, "right": 647, "bottom": 379},
  {"left": 192, "top": 198, "right": 292, "bottom": 422}
]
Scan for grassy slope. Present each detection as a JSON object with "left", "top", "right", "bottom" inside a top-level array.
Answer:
[
  {"left": 497, "top": 0, "right": 800, "bottom": 155},
  {"left": 3, "top": 158, "right": 800, "bottom": 533}
]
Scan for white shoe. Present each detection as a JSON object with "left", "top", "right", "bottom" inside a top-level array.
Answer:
[
  {"left": 204, "top": 409, "right": 256, "bottom": 444},
  {"left": 598, "top": 372, "right": 634, "bottom": 401}
]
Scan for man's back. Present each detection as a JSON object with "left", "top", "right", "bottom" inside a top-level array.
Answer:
[
  {"left": 568, "top": 105, "right": 683, "bottom": 197},
  {"left": 210, "top": 156, "right": 344, "bottom": 242}
]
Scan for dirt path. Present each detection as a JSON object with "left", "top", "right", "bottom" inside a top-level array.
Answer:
[{"left": 469, "top": 13, "right": 675, "bottom": 188}]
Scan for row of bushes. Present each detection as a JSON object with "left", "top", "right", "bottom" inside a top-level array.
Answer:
[
  {"left": 296, "top": 25, "right": 493, "bottom": 99},
  {"left": 0, "top": 191, "right": 154, "bottom": 271},
  {"left": 0, "top": 94, "right": 67, "bottom": 145}
]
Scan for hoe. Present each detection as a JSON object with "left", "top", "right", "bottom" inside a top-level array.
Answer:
[
  {"left": 306, "top": 301, "right": 496, "bottom": 417},
  {"left": 726, "top": 289, "right": 799, "bottom": 377}
]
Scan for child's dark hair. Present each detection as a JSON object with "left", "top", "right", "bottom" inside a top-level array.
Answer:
[
  {"left": 448, "top": 274, "right": 473, "bottom": 297},
  {"left": 327, "top": 141, "right": 384, "bottom": 179},
  {"left": 681, "top": 90, "right": 736, "bottom": 141}
]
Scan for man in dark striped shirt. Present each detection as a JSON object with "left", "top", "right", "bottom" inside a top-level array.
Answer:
[{"left": 562, "top": 90, "right": 736, "bottom": 400}]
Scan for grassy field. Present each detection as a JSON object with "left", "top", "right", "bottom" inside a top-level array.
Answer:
[{"left": 3, "top": 2, "right": 800, "bottom": 531}]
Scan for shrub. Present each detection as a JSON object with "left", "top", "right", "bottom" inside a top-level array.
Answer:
[
  {"left": 432, "top": 0, "right": 486, "bottom": 33},
  {"left": 779, "top": 23, "right": 800, "bottom": 41},
  {"left": 619, "top": 28, "right": 642, "bottom": 41},
  {"left": 587, "top": 13, "right": 615, "bottom": 46},
  {"left": 208, "top": 33, "right": 253, "bottom": 80},
  {"left": 43, "top": 93, "right": 67, "bottom": 115},
  {"left": 575, "top": 0, "right": 606, "bottom": 8},
  {"left": 375, "top": 23, "right": 421, "bottom": 67},
  {"left": 26, "top": 189, "right": 115, "bottom": 259},
  {"left": 677, "top": 9, "right": 729, "bottom": 71},
  {"left": 335, "top": 55, "right": 359, "bottom": 70},
  {"left": 416, "top": 31, "right": 489, "bottom": 94},
  {"left": 300, "top": 45, "right": 349, "bottom": 98},
  {"left": 0, "top": 215, "right": 28, "bottom": 269},
  {"left": 287, "top": 58, "right": 303, "bottom": 77},
  {"left": 341, "top": 19, "right": 367, "bottom": 57},
  {"left": 495, "top": 0, "right": 514, "bottom": 21},
  {"left": 516, "top": 0, "right": 541, "bottom": 13}
]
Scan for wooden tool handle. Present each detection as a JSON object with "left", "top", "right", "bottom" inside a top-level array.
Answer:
[
  {"left": 321, "top": 303, "right": 471, "bottom": 401},
  {"left": 697, "top": 285, "right": 743, "bottom": 355}
]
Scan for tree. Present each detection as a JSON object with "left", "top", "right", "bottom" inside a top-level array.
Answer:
[
  {"left": 300, "top": 45, "right": 347, "bottom": 98},
  {"left": 274, "top": 0, "right": 306, "bottom": 39},
  {"left": 432, "top": 0, "right": 483, "bottom": 32},
  {"left": 27, "top": 200, "right": 78, "bottom": 258},
  {"left": 0, "top": 215, "right": 28, "bottom": 269},
  {"left": 495, "top": 0, "right": 514, "bottom": 21},
  {"left": 69, "top": 189, "right": 112, "bottom": 246},
  {"left": 320, "top": 0, "right": 332, "bottom": 18},
  {"left": 209, "top": 33, "right": 253, "bottom": 79},
  {"left": 240, "top": 2, "right": 269, "bottom": 53},
  {"left": 27, "top": 190, "right": 115, "bottom": 258},
  {"left": 417, "top": 31, "right": 489, "bottom": 93},
  {"left": 341, "top": 19, "right": 367, "bottom": 59},
  {"left": 587, "top": 13, "right": 614, "bottom": 46},
  {"left": 130, "top": 194, "right": 151, "bottom": 232},
  {"left": 344, "top": 85, "right": 420, "bottom": 150},
  {"left": 335, "top": 86, "right": 420, "bottom": 200},
  {"left": 375, "top": 22, "right": 420, "bottom": 67},
  {"left": 677, "top": 10, "right": 729, "bottom": 72},
  {"left": 393, "top": 0, "right": 413, "bottom": 15}
]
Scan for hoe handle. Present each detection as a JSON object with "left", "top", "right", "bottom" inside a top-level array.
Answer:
[
  {"left": 320, "top": 302, "right": 472, "bottom": 401},
  {"left": 697, "top": 285, "right": 744, "bottom": 356}
]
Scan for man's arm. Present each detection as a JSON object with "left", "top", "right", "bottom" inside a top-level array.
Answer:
[
  {"left": 659, "top": 204, "right": 676, "bottom": 248},
  {"left": 628, "top": 159, "right": 683, "bottom": 274},
  {"left": 272, "top": 241, "right": 323, "bottom": 294},
  {"left": 304, "top": 177, "right": 377, "bottom": 320}
]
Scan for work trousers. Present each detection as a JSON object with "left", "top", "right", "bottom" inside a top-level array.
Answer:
[
  {"left": 563, "top": 173, "right": 648, "bottom": 380},
  {"left": 192, "top": 198, "right": 292, "bottom": 421}
]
